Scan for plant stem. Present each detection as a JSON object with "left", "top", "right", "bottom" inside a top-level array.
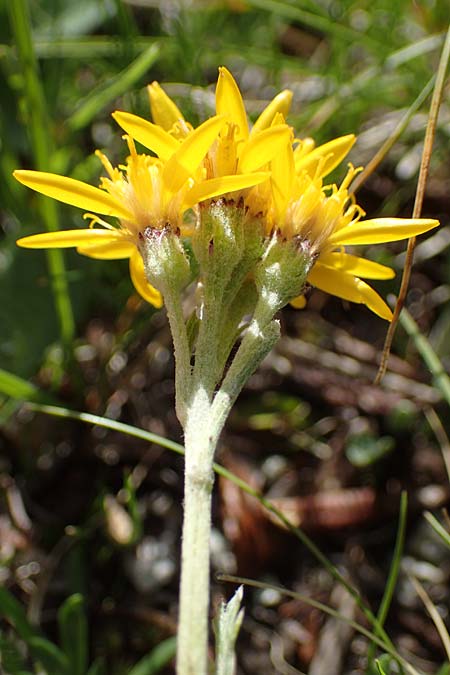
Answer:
[
  {"left": 161, "top": 283, "right": 191, "bottom": 426},
  {"left": 176, "top": 386, "right": 215, "bottom": 675},
  {"left": 176, "top": 318, "right": 281, "bottom": 674},
  {"left": 211, "top": 318, "right": 280, "bottom": 434}
]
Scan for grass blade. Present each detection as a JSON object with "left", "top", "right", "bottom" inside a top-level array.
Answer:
[
  {"left": 244, "top": 0, "right": 382, "bottom": 46},
  {"left": 216, "top": 575, "right": 421, "bottom": 675},
  {"left": 8, "top": 0, "right": 75, "bottom": 347},
  {"left": 409, "top": 575, "right": 450, "bottom": 662},
  {"left": 57, "top": 594, "right": 88, "bottom": 675},
  {"left": 68, "top": 43, "right": 160, "bottom": 131},
  {"left": 375, "top": 22, "right": 450, "bottom": 383},
  {"left": 0, "top": 587, "right": 36, "bottom": 642},
  {"left": 424, "top": 511, "right": 450, "bottom": 550},
  {"left": 29, "top": 636, "right": 70, "bottom": 675},
  {"left": 0, "top": 630, "right": 30, "bottom": 674},
  {"left": 366, "top": 492, "right": 408, "bottom": 671},
  {"left": 399, "top": 307, "right": 450, "bottom": 406},
  {"left": 350, "top": 76, "right": 435, "bottom": 194},
  {"left": 424, "top": 407, "right": 450, "bottom": 483},
  {"left": 128, "top": 637, "right": 177, "bottom": 675},
  {"left": 0, "top": 367, "right": 55, "bottom": 403}
]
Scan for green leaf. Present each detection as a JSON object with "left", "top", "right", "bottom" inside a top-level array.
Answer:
[
  {"left": 436, "top": 663, "right": 450, "bottom": 675},
  {"left": 375, "top": 658, "right": 388, "bottom": 675},
  {"left": 214, "top": 586, "right": 244, "bottom": 675},
  {"left": 373, "top": 653, "right": 398, "bottom": 674},
  {"left": 0, "top": 367, "right": 54, "bottom": 403},
  {"left": 0, "top": 630, "right": 29, "bottom": 674},
  {"left": 86, "top": 658, "right": 107, "bottom": 675},
  {"left": 57, "top": 594, "right": 88, "bottom": 675},
  {"left": 29, "top": 636, "right": 70, "bottom": 675},
  {"left": 0, "top": 587, "right": 36, "bottom": 643},
  {"left": 345, "top": 433, "right": 394, "bottom": 467},
  {"left": 128, "top": 637, "right": 177, "bottom": 675}
]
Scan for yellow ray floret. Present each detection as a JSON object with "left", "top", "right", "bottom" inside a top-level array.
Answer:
[
  {"left": 143, "top": 67, "right": 294, "bottom": 213},
  {"left": 294, "top": 134, "right": 356, "bottom": 179},
  {"left": 329, "top": 218, "right": 438, "bottom": 246},
  {"left": 252, "top": 89, "right": 293, "bottom": 134},
  {"left": 14, "top": 170, "right": 133, "bottom": 221},
  {"left": 216, "top": 66, "right": 249, "bottom": 144},
  {"left": 272, "top": 141, "right": 439, "bottom": 320},
  {"left": 14, "top": 112, "right": 230, "bottom": 306},
  {"left": 147, "top": 81, "right": 185, "bottom": 133},
  {"left": 318, "top": 252, "right": 395, "bottom": 280},
  {"left": 307, "top": 264, "right": 394, "bottom": 321},
  {"left": 17, "top": 228, "right": 123, "bottom": 249}
]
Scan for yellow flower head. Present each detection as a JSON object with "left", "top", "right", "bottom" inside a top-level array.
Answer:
[
  {"left": 14, "top": 113, "right": 229, "bottom": 307},
  {"left": 14, "top": 67, "right": 440, "bottom": 321},
  {"left": 114, "top": 67, "right": 293, "bottom": 217},
  {"left": 270, "top": 138, "right": 439, "bottom": 320}
]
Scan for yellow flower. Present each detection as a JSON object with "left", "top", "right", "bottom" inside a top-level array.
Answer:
[
  {"left": 14, "top": 114, "right": 236, "bottom": 307},
  {"left": 112, "top": 67, "right": 293, "bottom": 215},
  {"left": 270, "top": 138, "right": 439, "bottom": 320},
  {"left": 14, "top": 67, "right": 440, "bottom": 323}
]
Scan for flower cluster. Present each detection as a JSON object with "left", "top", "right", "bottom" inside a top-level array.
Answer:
[{"left": 15, "top": 67, "right": 439, "bottom": 321}]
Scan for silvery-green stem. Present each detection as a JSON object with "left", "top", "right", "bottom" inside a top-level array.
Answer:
[
  {"left": 176, "top": 318, "right": 281, "bottom": 675},
  {"left": 210, "top": 318, "right": 280, "bottom": 436},
  {"left": 176, "top": 385, "right": 216, "bottom": 675},
  {"left": 161, "top": 285, "right": 191, "bottom": 426},
  {"left": 139, "top": 228, "right": 192, "bottom": 425},
  {"left": 141, "top": 209, "right": 316, "bottom": 675}
]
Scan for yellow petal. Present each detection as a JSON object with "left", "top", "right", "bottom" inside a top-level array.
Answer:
[
  {"left": 237, "top": 125, "right": 291, "bottom": 173},
  {"left": 13, "top": 170, "right": 132, "bottom": 220},
  {"left": 295, "top": 134, "right": 356, "bottom": 178},
  {"left": 129, "top": 250, "right": 163, "bottom": 307},
  {"left": 216, "top": 66, "right": 249, "bottom": 143},
  {"left": 162, "top": 115, "right": 226, "bottom": 193},
  {"left": 319, "top": 251, "right": 395, "bottom": 280},
  {"left": 77, "top": 239, "right": 135, "bottom": 259},
  {"left": 308, "top": 264, "right": 393, "bottom": 320},
  {"left": 148, "top": 81, "right": 185, "bottom": 131},
  {"left": 252, "top": 90, "right": 293, "bottom": 134},
  {"left": 112, "top": 111, "right": 180, "bottom": 161},
  {"left": 294, "top": 137, "right": 315, "bottom": 161},
  {"left": 329, "top": 217, "right": 439, "bottom": 246},
  {"left": 289, "top": 294, "right": 307, "bottom": 309},
  {"left": 184, "top": 172, "right": 269, "bottom": 208},
  {"left": 271, "top": 140, "right": 295, "bottom": 219},
  {"left": 16, "top": 228, "right": 123, "bottom": 249}
]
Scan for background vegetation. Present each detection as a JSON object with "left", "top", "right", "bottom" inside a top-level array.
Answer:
[{"left": 1, "top": 0, "right": 449, "bottom": 673}]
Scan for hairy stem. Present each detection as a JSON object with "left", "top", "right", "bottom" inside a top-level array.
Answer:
[{"left": 176, "top": 388, "right": 216, "bottom": 675}]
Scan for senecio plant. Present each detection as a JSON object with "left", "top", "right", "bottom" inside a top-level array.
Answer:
[{"left": 15, "top": 67, "right": 438, "bottom": 674}]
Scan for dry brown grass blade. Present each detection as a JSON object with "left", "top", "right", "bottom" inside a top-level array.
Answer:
[
  {"left": 409, "top": 574, "right": 450, "bottom": 662},
  {"left": 424, "top": 407, "right": 450, "bottom": 484},
  {"left": 374, "top": 24, "right": 450, "bottom": 385}
]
